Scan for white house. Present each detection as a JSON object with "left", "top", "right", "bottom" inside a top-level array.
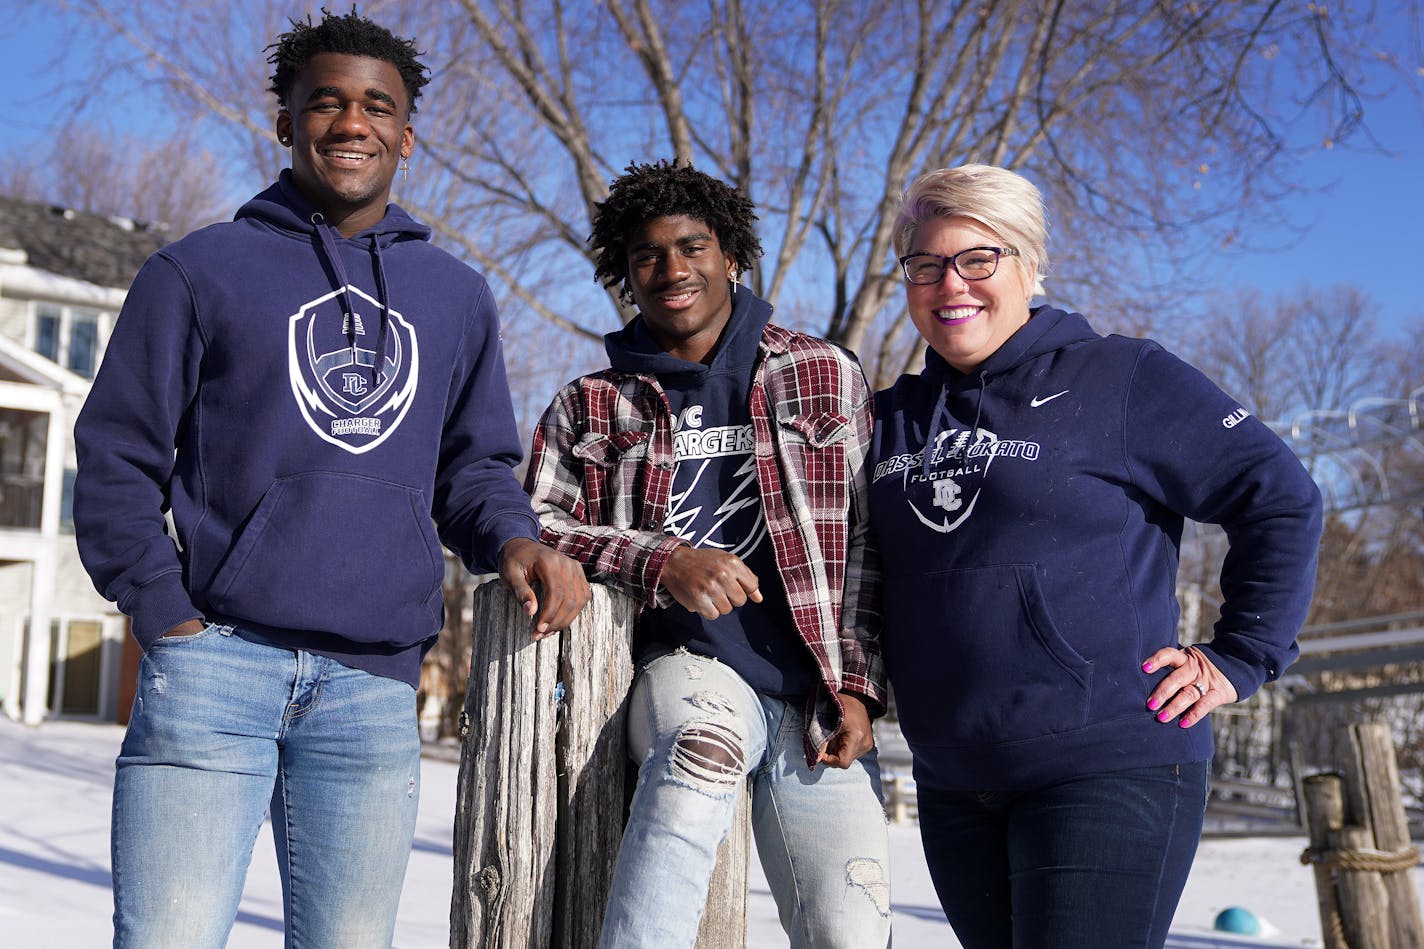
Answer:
[{"left": 0, "top": 197, "right": 167, "bottom": 724}]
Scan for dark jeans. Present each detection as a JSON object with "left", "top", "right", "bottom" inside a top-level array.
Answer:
[{"left": 917, "top": 761, "right": 1209, "bottom": 949}]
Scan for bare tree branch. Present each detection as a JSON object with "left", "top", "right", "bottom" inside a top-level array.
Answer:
[{"left": 47, "top": 0, "right": 1417, "bottom": 367}]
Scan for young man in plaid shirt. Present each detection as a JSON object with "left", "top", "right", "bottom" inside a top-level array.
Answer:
[{"left": 524, "top": 160, "right": 890, "bottom": 948}]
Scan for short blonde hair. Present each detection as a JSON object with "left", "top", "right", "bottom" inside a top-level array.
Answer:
[{"left": 893, "top": 164, "right": 1048, "bottom": 297}]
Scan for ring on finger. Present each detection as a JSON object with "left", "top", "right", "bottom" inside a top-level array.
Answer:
[{"left": 1188, "top": 683, "right": 1206, "bottom": 700}]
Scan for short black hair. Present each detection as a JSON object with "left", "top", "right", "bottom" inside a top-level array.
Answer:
[
  {"left": 590, "top": 160, "right": 763, "bottom": 297},
  {"left": 267, "top": 7, "right": 429, "bottom": 114}
]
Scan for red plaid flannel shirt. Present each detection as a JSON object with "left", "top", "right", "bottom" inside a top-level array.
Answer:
[{"left": 524, "top": 323, "right": 885, "bottom": 764}]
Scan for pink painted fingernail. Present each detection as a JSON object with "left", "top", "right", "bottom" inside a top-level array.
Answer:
[
  {"left": 1157, "top": 711, "right": 1170, "bottom": 722},
  {"left": 1148, "top": 698, "right": 1161, "bottom": 711},
  {"left": 1142, "top": 662, "right": 1154, "bottom": 672}
]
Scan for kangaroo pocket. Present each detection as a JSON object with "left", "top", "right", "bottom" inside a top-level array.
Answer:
[
  {"left": 207, "top": 472, "right": 444, "bottom": 646},
  {"left": 885, "top": 563, "right": 1092, "bottom": 748}
]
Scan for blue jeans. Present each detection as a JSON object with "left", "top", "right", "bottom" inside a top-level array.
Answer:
[
  {"left": 600, "top": 649, "right": 891, "bottom": 949},
  {"left": 917, "top": 761, "right": 1209, "bottom": 949},
  {"left": 111, "top": 624, "right": 421, "bottom": 949}
]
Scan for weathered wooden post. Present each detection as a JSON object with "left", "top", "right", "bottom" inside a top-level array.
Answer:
[
  {"left": 883, "top": 774, "right": 907, "bottom": 824},
  {"left": 1302, "top": 773, "right": 1350, "bottom": 949},
  {"left": 1300, "top": 723, "right": 1424, "bottom": 948},
  {"left": 452, "top": 580, "right": 750, "bottom": 948},
  {"left": 1341, "top": 724, "right": 1424, "bottom": 946},
  {"left": 451, "top": 580, "right": 566, "bottom": 948},
  {"left": 697, "top": 810, "right": 750, "bottom": 946}
]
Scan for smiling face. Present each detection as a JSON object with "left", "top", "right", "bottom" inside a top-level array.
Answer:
[
  {"left": 276, "top": 52, "right": 414, "bottom": 237},
  {"left": 625, "top": 214, "right": 738, "bottom": 364},
  {"left": 905, "top": 215, "right": 1035, "bottom": 372}
]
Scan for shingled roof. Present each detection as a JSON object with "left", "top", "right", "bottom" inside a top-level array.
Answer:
[{"left": 0, "top": 196, "right": 169, "bottom": 291}]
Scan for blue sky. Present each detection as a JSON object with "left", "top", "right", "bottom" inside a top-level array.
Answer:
[
  {"left": 4, "top": 3, "right": 1421, "bottom": 339},
  {"left": 1210, "top": 86, "right": 1424, "bottom": 339}
]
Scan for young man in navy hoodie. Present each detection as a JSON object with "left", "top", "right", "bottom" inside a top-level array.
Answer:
[
  {"left": 72, "top": 11, "right": 588, "bottom": 947},
  {"left": 524, "top": 160, "right": 891, "bottom": 948}
]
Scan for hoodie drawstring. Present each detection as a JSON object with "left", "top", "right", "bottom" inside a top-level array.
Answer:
[
  {"left": 921, "top": 370, "right": 989, "bottom": 477},
  {"left": 370, "top": 237, "right": 391, "bottom": 387},
  {"left": 967, "top": 370, "right": 988, "bottom": 457},
  {"left": 921, "top": 384, "right": 951, "bottom": 478},
  {"left": 311, "top": 213, "right": 391, "bottom": 387}
]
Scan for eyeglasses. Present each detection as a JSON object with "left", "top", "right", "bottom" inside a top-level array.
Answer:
[{"left": 898, "top": 246, "right": 1018, "bottom": 285}]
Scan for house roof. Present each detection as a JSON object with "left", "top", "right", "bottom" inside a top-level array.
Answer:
[
  {"left": 0, "top": 196, "right": 168, "bottom": 291},
  {"left": 0, "top": 332, "right": 90, "bottom": 395}
]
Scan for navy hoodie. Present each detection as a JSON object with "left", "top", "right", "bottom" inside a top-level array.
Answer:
[
  {"left": 73, "top": 172, "right": 539, "bottom": 686},
  {"left": 869, "top": 306, "right": 1322, "bottom": 790},
  {"left": 604, "top": 291, "right": 814, "bottom": 699}
]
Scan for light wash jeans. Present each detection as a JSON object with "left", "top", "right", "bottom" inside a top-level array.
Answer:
[
  {"left": 600, "top": 649, "right": 891, "bottom": 949},
  {"left": 110, "top": 623, "right": 421, "bottom": 949}
]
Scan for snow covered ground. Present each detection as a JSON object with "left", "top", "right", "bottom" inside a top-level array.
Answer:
[{"left": 2, "top": 717, "right": 1418, "bottom": 947}]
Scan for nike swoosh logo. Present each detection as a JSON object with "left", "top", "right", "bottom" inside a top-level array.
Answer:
[{"left": 1030, "top": 390, "right": 1069, "bottom": 407}]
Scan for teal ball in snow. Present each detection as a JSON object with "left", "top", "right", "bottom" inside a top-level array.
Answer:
[{"left": 1214, "top": 906, "right": 1262, "bottom": 935}]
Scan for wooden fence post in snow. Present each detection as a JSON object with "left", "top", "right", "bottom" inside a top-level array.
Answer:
[
  {"left": 451, "top": 580, "right": 749, "bottom": 948},
  {"left": 1301, "top": 723, "right": 1424, "bottom": 949},
  {"left": 1302, "top": 773, "right": 1350, "bottom": 949}
]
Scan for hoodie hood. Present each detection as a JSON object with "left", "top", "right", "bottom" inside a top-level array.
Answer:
[
  {"left": 604, "top": 285, "right": 774, "bottom": 383},
  {"left": 234, "top": 169, "right": 432, "bottom": 245},
  {"left": 918, "top": 305, "right": 1097, "bottom": 472},
  {"left": 922, "top": 304, "right": 1096, "bottom": 386},
  {"left": 236, "top": 170, "right": 432, "bottom": 386}
]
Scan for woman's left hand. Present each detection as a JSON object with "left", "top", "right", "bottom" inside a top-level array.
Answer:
[{"left": 1142, "top": 645, "right": 1239, "bottom": 728}]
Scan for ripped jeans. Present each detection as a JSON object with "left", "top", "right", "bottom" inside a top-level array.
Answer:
[{"left": 599, "top": 649, "right": 891, "bottom": 949}]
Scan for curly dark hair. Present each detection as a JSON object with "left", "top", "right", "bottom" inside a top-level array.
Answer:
[
  {"left": 267, "top": 7, "right": 429, "bottom": 114},
  {"left": 590, "top": 160, "right": 763, "bottom": 297}
]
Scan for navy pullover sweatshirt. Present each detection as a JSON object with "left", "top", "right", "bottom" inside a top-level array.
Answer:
[
  {"left": 869, "top": 306, "right": 1322, "bottom": 790},
  {"left": 73, "top": 172, "right": 539, "bottom": 687}
]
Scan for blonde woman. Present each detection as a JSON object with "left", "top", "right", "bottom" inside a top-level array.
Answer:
[{"left": 868, "top": 164, "right": 1322, "bottom": 948}]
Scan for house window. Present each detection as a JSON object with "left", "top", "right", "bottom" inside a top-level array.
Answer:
[
  {"left": 0, "top": 407, "right": 48, "bottom": 529},
  {"left": 35, "top": 307, "right": 60, "bottom": 362},
  {"left": 61, "top": 467, "right": 76, "bottom": 534},
  {"left": 68, "top": 312, "right": 99, "bottom": 378},
  {"left": 31, "top": 304, "right": 108, "bottom": 379}
]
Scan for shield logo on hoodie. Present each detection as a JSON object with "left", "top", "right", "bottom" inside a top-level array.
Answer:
[
  {"left": 905, "top": 426, "right": 998, "bottom": 533},
  {"left": 288, "top": 285, "right": 419, "bottom": 454}
]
